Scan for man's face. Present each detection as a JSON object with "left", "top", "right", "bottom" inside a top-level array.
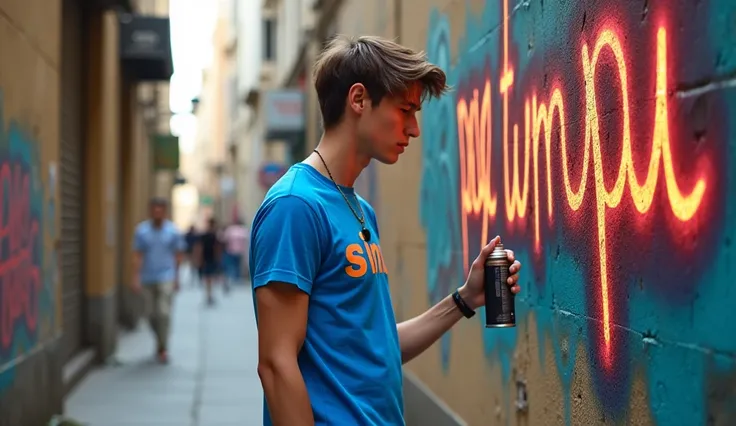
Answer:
[
  {"left": 151, "top": 205, "right": 166, "bottom": 221},
  {"left": 356, "top": 83, "right": 422, "bottom": 165}
]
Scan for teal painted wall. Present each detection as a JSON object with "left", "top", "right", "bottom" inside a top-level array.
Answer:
[{"left": 417, "top": 0, "right": 735, "bottom": 424}]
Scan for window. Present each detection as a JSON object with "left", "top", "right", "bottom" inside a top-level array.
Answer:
[{"left": 263, "top": 18, "right": 276, "bottom": 61}]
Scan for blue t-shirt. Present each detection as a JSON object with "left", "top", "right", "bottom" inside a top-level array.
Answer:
[
  {"left": 249, "top": 163, "right": 404, "bottom": 425},
  {"left": 133, "top": 219, "right": 185, "bottom": 284}
]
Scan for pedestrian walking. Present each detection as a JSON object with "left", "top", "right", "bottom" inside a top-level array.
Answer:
[
  {"left": 249, "top": 35, "right": 523, "bottom": 425},
  {"left": 131, "top": 197, "right": 185, "bottom": 364},
  {"left": 193, "top": 217, "right": 222, "bottom": 305},
  {"left": 222, "top": 218, "right": 249, "bottom": 288}
]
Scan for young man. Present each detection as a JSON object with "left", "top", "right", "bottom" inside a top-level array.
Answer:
[
  {"left": 250, "top": 35, "right": 523, "bottom": 425},
  {"left": 132, "top": 198, "right": 185, "bottom": 364}
]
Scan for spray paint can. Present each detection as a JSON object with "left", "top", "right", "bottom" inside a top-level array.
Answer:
[{"left": 484, "top": 243, "right": 516, "bottom": 328}]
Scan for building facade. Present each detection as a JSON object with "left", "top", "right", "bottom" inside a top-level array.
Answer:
[
  {"left": 0, "top": 0, "right": 175, "bottom": 424},
  {"left": 185, "top": 0, "right": 237, "bottom": 227}
]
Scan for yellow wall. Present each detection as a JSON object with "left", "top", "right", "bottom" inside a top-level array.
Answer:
[
  {"left": 0, "top": 0, "right": 61, "bottom": 368},
  {"left": 85, "top": 11, "right": 121, "bottom": 298},
  {"left": 120, "top": 82, "right": 154, "bottom": 296}
]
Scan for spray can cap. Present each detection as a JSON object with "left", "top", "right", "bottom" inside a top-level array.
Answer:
[{"left": 488, "top": 242, "right": 507, "bottom": 261}]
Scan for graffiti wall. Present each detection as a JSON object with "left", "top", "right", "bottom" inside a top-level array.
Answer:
[
  {"left": 399, "top": 0, "right": 736, "bottom": 424},
  {"left": 325, "top": 0, "right": 736, "bottom": 423},
  {"left": 0, "top": 89, "right": 59, "bottom": 391}
]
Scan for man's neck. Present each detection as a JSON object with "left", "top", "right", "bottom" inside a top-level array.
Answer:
[{"left": 305, "top": 129, "right": 370, "bottom": 187}]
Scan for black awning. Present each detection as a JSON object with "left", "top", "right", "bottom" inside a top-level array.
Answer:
[
  {"left": 83, "top": 0, "right": 132, "bottom": 12},
  {"left": 119, "top": 15, "right": 173, "bottom": 81}
]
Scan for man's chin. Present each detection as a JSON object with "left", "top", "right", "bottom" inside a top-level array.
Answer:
[{"left": 374, "top": 153, "right": 401, "bottom": 165}]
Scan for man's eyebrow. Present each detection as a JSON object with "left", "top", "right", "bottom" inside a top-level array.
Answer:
[{"left": 408, "top": 102, "right": 421, "bottom": 111}]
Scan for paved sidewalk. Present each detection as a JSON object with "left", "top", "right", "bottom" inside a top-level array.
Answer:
[{"left": 65, "top": 283, "right": 263, "bottom": 426}]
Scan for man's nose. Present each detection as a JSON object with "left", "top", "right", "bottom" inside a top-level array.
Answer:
[{"left": 406, "top": 123, "right": 420, "bottom": 138}]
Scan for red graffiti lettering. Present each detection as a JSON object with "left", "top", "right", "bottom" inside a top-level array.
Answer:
[
  {"left": 0, "top": 162, "right": 41, "bottom": 350},
  {"left": 458, "top": 7, "right": 710, "bottom": 370}
]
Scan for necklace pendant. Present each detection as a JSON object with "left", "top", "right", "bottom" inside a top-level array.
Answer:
[{"left": 361, "top": 228, "right": 371, "bottom": 242}]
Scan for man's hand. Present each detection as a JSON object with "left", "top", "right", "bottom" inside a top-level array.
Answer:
[
  {"left": 396, "top": 236, "right": 522, "bottom": 364},
  {"left": 458, "top": 236, "right": 522, "bottom": 310}
]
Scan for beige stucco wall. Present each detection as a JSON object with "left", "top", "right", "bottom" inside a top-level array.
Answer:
[
  {"left": 85, "top": 10, "right": 122, "bottom": 299},
  {"left": 0, "top": 0, "right": 63, "bottom": 422},
  {"left": 0, "top": 0, "right": 61, "bottom": 340}
]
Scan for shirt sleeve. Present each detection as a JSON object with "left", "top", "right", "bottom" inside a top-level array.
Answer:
[{"left": 250, "top": 195, "right": 324, "bottom": 295}]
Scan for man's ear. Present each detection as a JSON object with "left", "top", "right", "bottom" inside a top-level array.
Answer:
[{"left": 347, "top": 83, "right": 368, "bottom": 113}]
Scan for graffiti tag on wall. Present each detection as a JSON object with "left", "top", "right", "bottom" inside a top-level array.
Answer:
[
  {"left": 0, "top": 91, "right": 51, "bottom": 391},
  {"left": 420, "top": 0, "right": 734, "bottom": 424}
]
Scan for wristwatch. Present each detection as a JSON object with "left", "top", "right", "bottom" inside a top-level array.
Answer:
[{"left": 452, "top": 290, "right": 475, "bottom": 318}]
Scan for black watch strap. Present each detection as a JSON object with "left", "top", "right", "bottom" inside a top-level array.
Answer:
[{"left": 452, "top": 290, "right": 475, "bottom": 318}]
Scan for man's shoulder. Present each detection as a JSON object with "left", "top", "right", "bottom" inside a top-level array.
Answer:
[
  {"left": 163, "top": 220, "right": 180, "bottom": 233},
  {"left": 135, "top": 220, "right": 151, "bottom": 233},
  {"left": 265, "top": 165, "right": 322, "bottom": 201},
  {"left": 258, "top": 193, "right": 321, "bottom": 222},
  {"left": 261, "top": 169, "right": 325, "bottom": 214}
]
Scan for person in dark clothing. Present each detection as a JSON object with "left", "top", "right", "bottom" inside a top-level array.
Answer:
[{"left": 194, "top": 218, "right": 222, "bottom": 305}]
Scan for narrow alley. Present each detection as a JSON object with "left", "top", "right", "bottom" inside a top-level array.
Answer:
[{"left": 64, "top": 283, "right": 262, "bottom": 426}]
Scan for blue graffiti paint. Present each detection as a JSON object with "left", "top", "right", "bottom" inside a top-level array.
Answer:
[
  {"left": 421, "top": 10, "right": 464, "bottom": 371},
  {"left": 421, "top": 1, "right": 736, "bottom": 424}
]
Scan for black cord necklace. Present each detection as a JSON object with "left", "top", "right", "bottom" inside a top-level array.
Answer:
[{"left": 313, "top": 149, "right": 371, "bottom": 242}]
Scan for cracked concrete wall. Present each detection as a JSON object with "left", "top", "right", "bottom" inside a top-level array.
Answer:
[
  {"left": 0, "top": 0, "right": 64, "bottom": 424},
  {"left": 332, "top": 0, "right": 736, "bottom": 424}
]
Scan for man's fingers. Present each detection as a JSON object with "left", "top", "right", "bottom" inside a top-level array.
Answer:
[
  {"left": 509, "top": 260, "right": 521, "bottom": 274},
  {"left": 479, "top": 236, "right": 501, "bottom": 258}
]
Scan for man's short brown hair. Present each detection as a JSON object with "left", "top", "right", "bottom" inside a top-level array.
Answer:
[{"left": 313, "top": 35, "right": 448, "bottom": 129}]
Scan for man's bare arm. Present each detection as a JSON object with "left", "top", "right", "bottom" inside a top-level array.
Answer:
[
  {"left": 256, "top": 282, "right": 314, "bottom": 426},
  {"left": 396, "top": 287, "right": 469, "bottom": 364},
  {"left": 398, "top": 240, "right": 522, "bottom": 364},
  {"left": 131, "top": 251, "right": 143, "bottom": 290}
]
